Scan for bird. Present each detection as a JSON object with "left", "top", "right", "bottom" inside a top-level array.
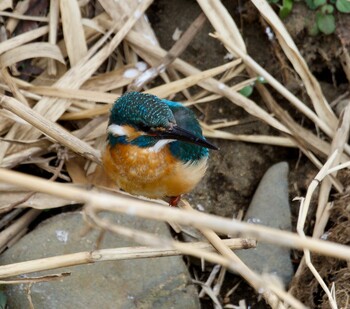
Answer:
[{"left": 102, "top": 92, "right": 218, "bottom": 206}]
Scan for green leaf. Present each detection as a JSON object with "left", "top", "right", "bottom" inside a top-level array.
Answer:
[
  {"left": 336, "top": 0, "right": 350, "bottom": 12},
  {"left": 314, "top": 0, "right": 327, "bottom": 7},
  {"left": 316, "top": 12, "right": 336, "bottom": 34},
  {"left": 239, "top": 85, "right": 254, "bottom": 97},
  {"left": 321, "top": 4, "right": 334, "bottom": 14},
  {"left": 257, "top": 76, "right": 267, "bottom": 84},
  {"left": 308, "top": 21, "right": 320, "bottom": 35},
  {"left": 268, "top": 0, "right": 280, "bottom": 3},
  {"left": 305, "top": 0, "right": 318, "bottom": 10},
  {"left": 279, "top": 0, "right": 293, "bottom": 18},
  {"left": 0, "top": 291, "right": 7, "bottom": 309}
]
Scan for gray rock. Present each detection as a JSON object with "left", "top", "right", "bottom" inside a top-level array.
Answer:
[
  {"left": 1, "top": 212, "right": 200, "bottom": 309},
  {"left": 236, "top": 162, "right": 294, "bottom": 287}
]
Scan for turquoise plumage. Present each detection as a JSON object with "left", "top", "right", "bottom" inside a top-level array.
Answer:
[{"left": 103, "top": 92, "right": 217, "bottom": 205}]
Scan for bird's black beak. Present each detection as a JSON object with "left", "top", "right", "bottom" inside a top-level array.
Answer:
[{"left": 157, "top": 125, "right": 219, "bottom": 150}]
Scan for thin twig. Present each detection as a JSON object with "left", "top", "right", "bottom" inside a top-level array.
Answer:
[
  {"left": 180, "top": 200, "right": 305, "bottom": 309},
  {"left": 0, "top": 168, "right": 349, "bottom": 260},
  {"left": 0, "top": 238, "right": 252, "bottom": 278},
  {"left": 296, "top": 151, "right": 339, "bottom": 309},
  {"left": 129, "top": 12, "right": 207, "bottom": 91}
]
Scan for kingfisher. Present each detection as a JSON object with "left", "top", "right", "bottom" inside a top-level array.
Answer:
[{"left": 102, "top": 92, "right": 218, "bottom": 206}]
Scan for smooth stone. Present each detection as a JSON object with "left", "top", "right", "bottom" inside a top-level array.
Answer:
[
  {"left": 236, "top": 162, "right": 294, "bottom": 287},
  {"left": 1, "top": 212, "right": 200, "bottom": 309}
]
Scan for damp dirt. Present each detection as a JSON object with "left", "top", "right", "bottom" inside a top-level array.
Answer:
[{"left": 148, "top": 1, "right": 350, "bottom": 308}]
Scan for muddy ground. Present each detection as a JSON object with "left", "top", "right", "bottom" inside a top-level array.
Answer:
[
  {"left": 148, "top": 0, "right": 350, "bottom": 308},
  {"left": 2, "top": 0, "right": 349, "bottom": 307}
]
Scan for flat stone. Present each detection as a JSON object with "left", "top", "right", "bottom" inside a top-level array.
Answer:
[
  {"left": 236, "top": 162, "right": 294, "bottom": 287},
  {"left": 1, "top": 212, "right": 200, "bottom": 309}
]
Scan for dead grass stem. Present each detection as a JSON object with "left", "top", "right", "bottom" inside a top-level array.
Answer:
[{"left": 0, "top": 1, "right": 348, "bottom": 307}]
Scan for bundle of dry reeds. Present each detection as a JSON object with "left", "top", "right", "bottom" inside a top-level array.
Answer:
[{"left": 0, "top": 0, "right": 349, "bottom": 308}]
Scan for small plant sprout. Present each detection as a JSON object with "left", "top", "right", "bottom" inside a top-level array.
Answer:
[{"left": 269, "top": 0, "right": 350, "bottom": 35}]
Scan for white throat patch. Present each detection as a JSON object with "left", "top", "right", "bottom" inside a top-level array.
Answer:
[
  {"left": 108, "top": 124, "right": 174, "bottom": 152},
  {"left": 148, "top": 139, "right": 175, "bottom": 152},
  {"left": 108, "top": 124, "right": 127, "bottom": 136}
]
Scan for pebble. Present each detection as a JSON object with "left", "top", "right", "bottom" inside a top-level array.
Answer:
[
  {"left": 236, "top": 162, "right": 294, "bottom": 287},
  {"left": 1, "top": 212, "right": 200, "bottom": 308}
]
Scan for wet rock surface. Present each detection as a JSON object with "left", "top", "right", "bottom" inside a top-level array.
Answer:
[
  {"left": 1, "top": 212, "right": 200, "bottom": 309},
  {"left": 236, "top": 162, "right": 294, "bottom": 287}
]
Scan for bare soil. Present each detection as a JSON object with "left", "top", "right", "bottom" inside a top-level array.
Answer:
[
  {"left": 2, "top": 0, "right": 350, "bottom": 308},
  {"left": 149, "top": 1, "right": 350, "bottom": 307}
]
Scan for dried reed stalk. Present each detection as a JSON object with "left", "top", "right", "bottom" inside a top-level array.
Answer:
[
  {"left": 0, "top": 42, "right": 65, "bottom": 68},
  {"left": 212, "top": 32, "right": 335, "bottom": 139},
  {"left": 181, "top": 201, "right": 305, "bottom": 309},
  {"left": 315, "top": 104, "right": 350, "bottom": 233},
  {"left": 48, "top": 0, "right": 59, "bottom": 75},
  {"left": 0, "top": 168, "right": 349, "bottom": 260},
  {"left": 251, "top": 0, "right": 338, "bottom": 130},
  {"left": 203, "top": 128, "right": 296, "bottom": 147},
  {"left": 5, "top": 0, "right": 30, "bottom": 34},
  {"left": 0, "top": 273, "right": 70, "bottom": 285},
  {"left": 21, "top": 85, "right": 117, "bottom": 104},
  {"left": 60, "top": 0, "right": 87, "bottom": 66},
  {"left": 296, "top": 151, "right": 340, "bottom": 309},
  {"left": 196, "top": 0, "right": 246, "bottom": 53},
  {"left": 0, "top": 1, "right": 347, "bottom": 307},
  {"left": 130, "top": 12, "right": 207, "bottom": 91},
  {"left": 145, "top": 60, "right": 241, "bottom": 98},
  {"left": 125, "top": 30, "right": 289, "bottom": 134},
  {"left": 0, "top": 0, "right": 153, "bottom": 162},
  {"left": 194, "top": 0, "right": 336, "bottom": 140},
  {"left": 0, "top": 95, "right": 101, "bottom": 163},
  {"left": 0, "top": 0, "right": 12, "bottom": 12},
  {"left": 255, "top": 82, "right": 337, "bottom": 160},
  {"left": 0, "top": 238, "right": 255, "bottom": 278},
  {"left": 0, "top": 26, "right": 49, "bottom": 55},
  {"left": 0, "top": 209, "right": 41, "bottom": 252}
]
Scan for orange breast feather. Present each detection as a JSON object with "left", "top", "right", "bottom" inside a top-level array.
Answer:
[{"left": 102, "top": 143, "right": 207, "bottom": 199}]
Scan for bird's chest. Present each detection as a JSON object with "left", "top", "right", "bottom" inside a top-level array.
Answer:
[
  {"left": 103, "top": 143, "right": 176, "bottom": 183},
  {"left": 102, "top": 143, "right": 207, "bottom": 199}
]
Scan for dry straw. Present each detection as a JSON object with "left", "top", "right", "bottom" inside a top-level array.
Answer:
[
  {"left": 0, "top": 168, "right": 349, "bottom": 261},
  {"left": 0, "top": 0, "right": 348, "bottom": 308},
  {"left": 0, "top": 237, "right": 255, "bottom": 278}
]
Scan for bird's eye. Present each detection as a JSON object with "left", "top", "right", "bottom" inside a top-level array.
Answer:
[{"left": 137, "top": 123, "right": 151, "bottom": 133}]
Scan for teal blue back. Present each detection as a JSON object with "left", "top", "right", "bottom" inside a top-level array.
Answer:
[
  {"left": 162, "top": 99, "right": 209, "bottom": 162},
  {"left": 108, "top": 93, "right": 209, "bottom": 163}
]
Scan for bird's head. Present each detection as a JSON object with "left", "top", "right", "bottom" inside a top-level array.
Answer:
[{"left": 107, "top": 92, "right": 218, "bottom": 151}]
